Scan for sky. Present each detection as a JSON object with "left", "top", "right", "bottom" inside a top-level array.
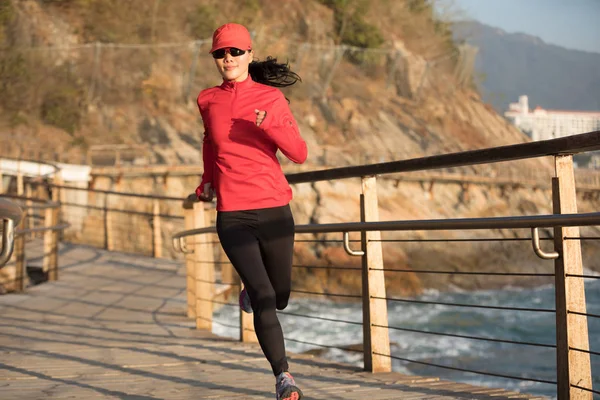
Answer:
[{"left": 439, "top": 0, "right": 600, "bottom": 53}]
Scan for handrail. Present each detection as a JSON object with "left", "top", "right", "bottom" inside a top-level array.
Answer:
[
  {"left": 0, "top": 156, "right": 60, "bottom": 171},
  {"left": 285, "top": 130, "right": 600, "bottom": 184},
  {"left": 172, "top": 211, "right": 600, "bottom": 241},
  {"left": 0, "top": 198, "right": 24, "bottom": 267},
  {"left": 0, "top": 198, "right": 24, "bottom": 223},
  {"left": 0, "top": 157, "right": 60, "bottom": 179},
  {"left": 0, "top": 194, "right": 60, "bottom": 210}
]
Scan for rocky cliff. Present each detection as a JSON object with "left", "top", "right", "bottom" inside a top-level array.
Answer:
[{"left": 2, "top": 0, "right": 599, "bottom": 296}]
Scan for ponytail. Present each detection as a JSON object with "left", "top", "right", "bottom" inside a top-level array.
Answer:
[{"left": 249, "top": 57, "right": 301, "bottom": 90}]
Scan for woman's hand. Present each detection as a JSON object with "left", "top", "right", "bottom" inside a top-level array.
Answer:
[
  {"left": 195, "top": 182, "right": 214, "bottom": 202},
  {"left": 254, "top": 109, "right": 267, "bottom": 127}
]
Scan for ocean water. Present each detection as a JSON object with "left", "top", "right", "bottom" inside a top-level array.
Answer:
[{"left": 213, "top": 279, "right": 600, "bottom": 399}]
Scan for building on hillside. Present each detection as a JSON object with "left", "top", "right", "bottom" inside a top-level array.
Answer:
[{"left": 504, "top": 95, "right": 600, "bottom": 141}]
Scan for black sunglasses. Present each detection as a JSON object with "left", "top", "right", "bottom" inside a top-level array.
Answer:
[{"left": 212, "top": 47, "right": 249, "bottom": 59}]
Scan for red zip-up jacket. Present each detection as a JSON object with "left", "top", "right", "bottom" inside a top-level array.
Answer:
[{"left": 197, "top": 76, "right": 308, "bottom": 211}]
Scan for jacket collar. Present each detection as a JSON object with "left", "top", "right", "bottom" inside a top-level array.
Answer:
[{"left": 220, "top": 75, "right": 254, "bottom": 91}]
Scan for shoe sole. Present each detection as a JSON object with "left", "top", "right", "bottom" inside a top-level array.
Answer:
[{"left": 280, "top": 386, "right": 303, "bottom": 400}]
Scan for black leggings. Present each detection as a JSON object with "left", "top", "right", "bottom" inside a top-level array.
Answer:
[{"left": 216, "top": 204, "right": 295, "bottom": 376}]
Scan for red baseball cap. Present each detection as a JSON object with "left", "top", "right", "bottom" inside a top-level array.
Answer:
[{"left": 209, "top": 23, "right": 252, "bottom": 53}]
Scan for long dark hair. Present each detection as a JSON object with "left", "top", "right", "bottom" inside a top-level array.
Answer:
[{"left": 249, "top": 57, "right": 301, "bottom": 89}]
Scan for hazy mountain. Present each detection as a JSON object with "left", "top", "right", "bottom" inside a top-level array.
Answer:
[{"left": 453, "top": 20, "right": 600, "bottom": 113}]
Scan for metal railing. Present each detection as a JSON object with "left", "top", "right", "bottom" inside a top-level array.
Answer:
[
  {"left": 172, "top": 130, "right": 600, "bottom": 400},
  {"left": 0, "top": 195, "right": 68, "bottom": 291},
  {"left": 0, "top": 198, "right": 23, "bottom": 267}
]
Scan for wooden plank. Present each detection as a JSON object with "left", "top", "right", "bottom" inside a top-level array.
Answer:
[{"left": 0, "top": 245, "right": 545, "bottom": 400}]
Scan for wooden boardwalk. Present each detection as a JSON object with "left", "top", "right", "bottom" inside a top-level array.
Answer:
[{"left": 0, "top": 244, "right": 546, "bottom": 399}]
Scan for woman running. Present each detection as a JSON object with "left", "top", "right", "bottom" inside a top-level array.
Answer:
[{"left": 195, "top": 22, "right": 307, "bottom": 400}]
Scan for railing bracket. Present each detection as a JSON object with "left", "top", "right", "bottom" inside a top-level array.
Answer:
[
  {"left": 173, "top": 237, "right": 193, "bottom": 254},
  {"left": 531, "top": 227, "right": 559, "bottom": 260},
  {"left": 343, "top": 232, "right": 364, "bottom": 256},
  {"left": 0, "top": 219, "right": 16, "bottom": 267}
]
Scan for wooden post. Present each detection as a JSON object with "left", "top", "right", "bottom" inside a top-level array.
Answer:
[
  {"left": 152, "top": 199, "right": 162, "bottom": 258},
  {"left": 51, "top": 176, "right": 64, "bottom": 241},
  {"left": 43, "top": 207, "right": 53, "bottom": 274},
  {"left": 193, "top": 202, "right": 214, "bottom": 330},
  {"left": 43, "top": 207, "right": 59, "bottom": 281},
  {"left": 0, "top": 170, "right": 4, "bottom": 193},
  {"left": 25, "top": 183, "right": 33, "bottom": 239},
  {"left": 361, "top": 176, "right": 391, "bottom": 373},
  {"left": 183, "top": 201, "right": 195, "bottom": 319},
  {"left": 13, "top": 217, "right": 26, "bottom": 292},
  {"left": 553, "top": 155, "right": 592, "bottom": 400},
  {"left": 104, "top": 194, "right": 113, "bottom": 251},
  {"left": 17, "top": 172, "right": 24, "bottom": 196}
]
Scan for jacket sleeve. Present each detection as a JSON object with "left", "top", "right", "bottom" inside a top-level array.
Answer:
[
  {"left": 197, "top": 96, "right": 215, "bottom": 194},
  {"left": 260, "top": 91, "right": 308, "bottom": 164},
  {"left": 199, "top": 127, "right": 215, "bottom": 192}
]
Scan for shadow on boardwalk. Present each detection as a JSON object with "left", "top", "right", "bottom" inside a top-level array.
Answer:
[{"left": 0, "top": 243, "right": 546, "bottom": 399}]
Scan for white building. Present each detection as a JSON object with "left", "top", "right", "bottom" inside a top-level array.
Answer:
[{"left": 504, "top": 95, "right": 600, "bottom": 141}]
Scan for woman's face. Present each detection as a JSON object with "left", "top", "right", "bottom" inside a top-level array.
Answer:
[{"left": 214, "top": 48, "right": 253, "bottom": 82}]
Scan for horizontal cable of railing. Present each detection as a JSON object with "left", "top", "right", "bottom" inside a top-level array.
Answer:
[
  {"left": 295, "top": 237, "right": 556, "bottom": 243},
  {"left": 209, "top": 299, "right": 238, "bottom": 307},
  {"left": 372, "top": 296, "right": 555, "bottom": 313},
  {"left": 566, "top": 274, "right": 600, "bottom": 280},
  {"left": 50, "top": 183, "right": 187, "bottom": 202},
  {"left": 195, "top": 297, "right": 238, "bottom": 308},
  {"left": 284, "top": 337, "right": 363, "bottom": 354},
  {"left": 290, "top": 289, "right": 362, "bottom": 299},
  {"left": 371, "top": 323, "right": 555, "bottom": 348},
  {"left": 370, "top": 268, "right": 554, "bottom": 277},
  {"left": 568, "top": 311, "right": 600, "bottom": 319},
  {"left": 285, "top": 130, "right": 600, "bottom": 184},
  {"left": 1, "top": 194, "right": 59, "bottom": 209},
  {"left": 173, "top": 211, "right": 600, "bottom": 239},
  {"left": 292, "top": 265, "right": 362, "bottom": 271},
  {"left": 196, "top": 315, "right": 239, "bottom": 331},
  {"left": 193, "top": 260, "right": 230, "bottom": 265},
  {"left": 569, "top": 347, "right": 600, "bottom": 357},
  {"left": 278, "top": 311, "right": 362, "bottom": 326},
  {"left": 374, "top": 237, "right": 555, "bottom": 242},
  {"left": 570, "top": 384, "right": 600, "bottom": 396},
  {"left": 292, "top": 265, "right": 552, "bottom": 276},
  {"left": 195, "top": 278, "right": 239, "bottom": 286},
  {"left": 16, "top": 223, "right": 70, "bottom": 235},
  {"left": 61, "top": 201, "right": 183, "bottom": 220},
  {"left": 373, "top": 352, "right": 557, "bottom": 385}
]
